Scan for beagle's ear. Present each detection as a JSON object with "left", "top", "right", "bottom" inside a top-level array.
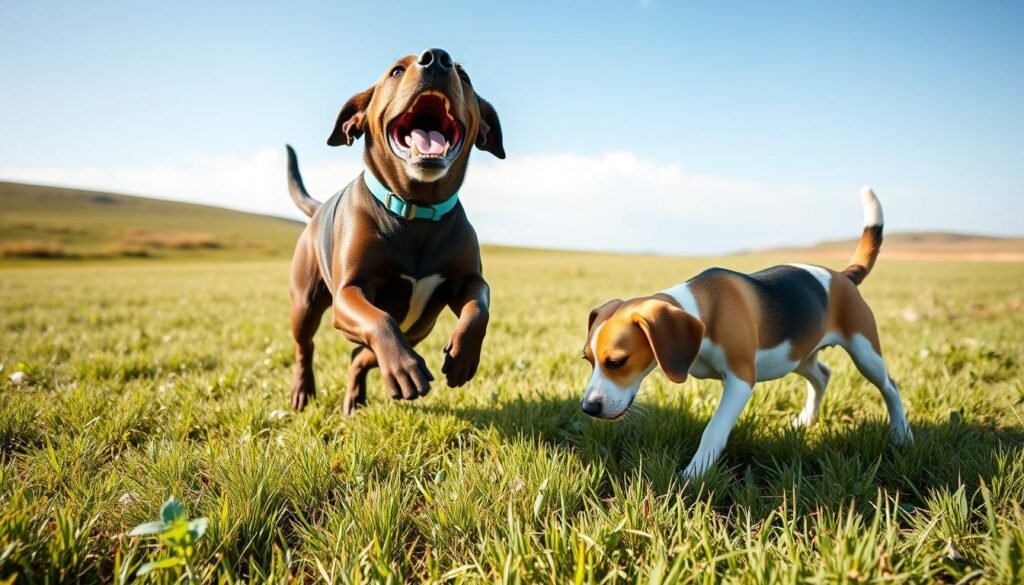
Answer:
[
  {"left": 474, "top": 95, "right": 505, "bottom": 159},
  {"left": 588, "top": 299, "right": 624, "bottom": 334},
  {"left": 631, "top": 299, "right": 704, "bottom": 383},
  {"left": 327, "top": 86, "right": 375, "bottom": 147}
]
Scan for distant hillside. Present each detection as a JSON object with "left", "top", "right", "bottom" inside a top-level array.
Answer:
[
  {"left": 749, "top": 232, "right": 1024, "bottom": 261},
  {"left": 4, "top": 181, "right": 1021, "bottom": 263},
  {"left": 0, "top": 181, "right": 303, "bottom": 261}
]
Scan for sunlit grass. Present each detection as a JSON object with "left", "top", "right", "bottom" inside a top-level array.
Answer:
[{"left": 1, "top": 254, "right": 1022, "bottom": 582}]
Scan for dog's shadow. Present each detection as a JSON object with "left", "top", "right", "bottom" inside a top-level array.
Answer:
[{"left": 421, "top": 395, "right": 1024, "bottom": 510}]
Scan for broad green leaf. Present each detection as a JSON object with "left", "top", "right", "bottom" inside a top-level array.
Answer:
[
  {"left": 160, "top": 496, "right": 186, "bottom": 524},
  {"left": 159, "top": 521, "right": 192, "bottom": 544}
]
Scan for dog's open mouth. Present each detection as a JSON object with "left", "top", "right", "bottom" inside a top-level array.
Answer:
[{"left": 388, "top": 91, "right": 463, "bottom": 165}]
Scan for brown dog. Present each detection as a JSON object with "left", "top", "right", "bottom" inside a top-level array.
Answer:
[{"left": 286, "top": 48, "right": 504, "bottom": 415}]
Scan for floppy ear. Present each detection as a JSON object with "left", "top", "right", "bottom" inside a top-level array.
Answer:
[
  {"left": 631, "top": 299, "right": 704, "bottom": 383},
  {"left": 327, "top": 86, "right": 375, "bottom": 146},
  {"left": 474, "top": 95, "right": 505, "bottom": 159},
  {"left": 588, "top": 299, "right": 623, "bottom": 333}
]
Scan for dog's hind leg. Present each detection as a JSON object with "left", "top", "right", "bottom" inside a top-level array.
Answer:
[
  {"left": 843, "top": 334, "right": 913, "bottom": 444},
  {"left": 793, "top": 353, "right": 831, "bottom": 428},
  {"left": 290, "top": 237, "right": 332, "bottom": 411},
  {"left": 344, "top": 346, "right": 379, "bottom": 416}
]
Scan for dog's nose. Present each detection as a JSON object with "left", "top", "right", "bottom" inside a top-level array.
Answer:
[
  {"left": 581, "top": 397, "right": 603, "bottom": 417},
  {"left": 417, "top": 48, "right": 453, "bottom": 73}
]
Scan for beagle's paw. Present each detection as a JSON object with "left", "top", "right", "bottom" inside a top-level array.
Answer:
[{"left": 891, "top": 422, "right": 914, "bottom": 446}]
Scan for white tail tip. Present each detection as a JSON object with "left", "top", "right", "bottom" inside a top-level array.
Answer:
[{"left": 860, "top": 185, "right": 883, "bottom": 227}]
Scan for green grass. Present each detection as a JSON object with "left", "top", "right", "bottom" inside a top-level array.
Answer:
[{"left": 1, "top": 253, "right": 1023, "bottom": 583}]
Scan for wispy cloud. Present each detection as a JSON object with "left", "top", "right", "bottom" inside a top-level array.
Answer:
[
  {"left": 0, "top": 149, "right": 358, "bottom": 223},
  {"left": 1, "top": 148, "right": 862, "bottom": 254}
]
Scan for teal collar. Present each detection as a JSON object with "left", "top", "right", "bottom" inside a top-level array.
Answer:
[{"left": 362, "top": 169, "right": 459, "bottom": 221}]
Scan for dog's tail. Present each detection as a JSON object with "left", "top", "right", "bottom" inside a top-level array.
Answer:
[
  {"left": 842, "top": 186, "right": 884, "bottom": 286},
  {"left": 286, "top": 145, "right": 321, "bottom": 218}
]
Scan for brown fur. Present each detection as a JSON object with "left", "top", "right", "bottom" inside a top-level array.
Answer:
[
  {"left": 632, "top": 296, "right": 704, "bottom": 383},
  {"left": 688, "top": 275, "right": 760, "bottom": 384},
  {"left": 842, "top": 225, "right": 883, "bottom": 285},
  {"left": 828, "top": 270, "right": 883, "bottom": 353},
  {"left": 586, "top": 263, "right": 883, "bottom": 390},
  {"left": 287, "top": 49, "right": 504, "bottom": 414},
  {"left": 788, "top": 318, "right": 828, "bottom": 362},
  {"left": 585, "top": 295, "right": 704, "bottom": 387},
  {"left": 594, "top": 305, "right": 656, "bottom": 388},
  {"left": 325, "top": 54, "right": 503, "bottom": 205},
  {"left": 580, "top": 189, "right": 911, "bottom": 476}
]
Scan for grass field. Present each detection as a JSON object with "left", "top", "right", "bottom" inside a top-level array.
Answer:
[{"left": 2, "top": 249, "right": 1023, "bottom": 583}]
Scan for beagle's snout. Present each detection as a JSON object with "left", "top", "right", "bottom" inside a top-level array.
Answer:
[
  {"left": 418, "top": 48, "right": 453, "bottom": 73},
  {"left": 581, "top": 396, "right": 603, "bottom": 417}
]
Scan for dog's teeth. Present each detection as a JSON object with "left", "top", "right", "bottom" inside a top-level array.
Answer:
[
  {"left": 441, "top": 142, "right": 450, "bottom": 157},
  {"left": 411, "top": 143, "right": 421, "bottom": 157}
]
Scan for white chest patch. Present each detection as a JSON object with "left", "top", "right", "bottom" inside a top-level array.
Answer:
[
  {"left": 398, "top": 274, "right": 445, "bottom": 332},
  {"left": 787, "top": 263, "right": 832, "bottom": 294}
]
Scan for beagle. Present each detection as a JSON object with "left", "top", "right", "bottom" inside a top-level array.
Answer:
[{"left": 581, "top": 187, "right": 913, "bottom": 479}]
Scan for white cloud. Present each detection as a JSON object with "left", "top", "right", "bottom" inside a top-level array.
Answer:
[
  {"left": 1, "top": 148, "right": 863, "bottom": 254},
  {"left": 461, "top": 151, "right": 850, "bottom": 253}
]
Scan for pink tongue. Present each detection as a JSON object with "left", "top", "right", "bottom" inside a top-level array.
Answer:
[{"left": 410, "top": 129, "right": 447, "bottom": 155}]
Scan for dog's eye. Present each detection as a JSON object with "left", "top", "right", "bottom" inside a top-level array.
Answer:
[
  {"left": 390, "top": 66, "right": 405, "bottom": 78},
  {"left": 604, "top": 356, "right": 627, "bottom": 370},
  {"left": 456, "top": 66, "right": 471, "bottom": 84}
]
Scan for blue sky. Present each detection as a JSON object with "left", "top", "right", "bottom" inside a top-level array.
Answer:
[{"left": 1, "top": 1, "right": 1021, "bottom": 254}]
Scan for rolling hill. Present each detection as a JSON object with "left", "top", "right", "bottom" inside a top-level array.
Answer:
[
  {"left": 3, "top": 180, "right": 1021, "bottom": 262},
  {"left": 0, "top": 181, "right": 303, "bottom": 260}
]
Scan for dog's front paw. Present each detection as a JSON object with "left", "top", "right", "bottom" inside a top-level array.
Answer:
[
  {"left": 291, "top": 369, "right": 316, "bottom": 411},
  {"left": 343, "top": 379, "right": 367, "bottom": 417},
  {"left": 441, "top": 307, "right": 487, "bottom": 388},
  {"left": 442, "top": 345, "right": 480, "bottom": 388},
  {"left": 680, "top": 450, "right": 719, "bottom": 481},
  {"left": 891, "top": 422, "right": 913, "bottom": 445},
  {"left": 291, "top": 383, "right": 314, "bottom": 411},
  {"left": 378, "top": 348, "right": 434, "bottom": 401},
  {"left": 442, "top": 328, "right": 484, "bottom": 388},
  {"left": 792, "top": 411, "right": 817, "bottom": 429}
]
